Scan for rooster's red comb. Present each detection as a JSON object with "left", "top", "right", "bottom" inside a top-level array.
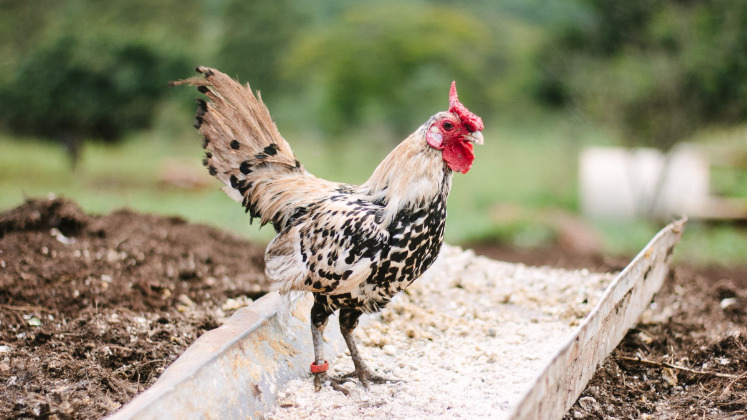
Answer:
[{"left": 449, "top": 81, "right": 483, "bottom": 133}]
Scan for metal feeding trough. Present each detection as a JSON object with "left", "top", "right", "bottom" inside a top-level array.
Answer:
[{"left": 109, "top": 218, "right": 685, "bottom": 420}]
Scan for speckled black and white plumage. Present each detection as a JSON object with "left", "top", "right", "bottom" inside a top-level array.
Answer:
[
  {"left": 295, "top": 176, "right": 450, "bottom": 315},
  {"left": 172, "top": 67, "right": 483, "bottom": 391},
  {"left": 266, "top": 166, "right": 451, "bottom": 310}
]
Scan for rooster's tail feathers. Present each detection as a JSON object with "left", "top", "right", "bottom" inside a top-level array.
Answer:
[{"left": 171, "top": 67, "right": 307, "bottom": 227}]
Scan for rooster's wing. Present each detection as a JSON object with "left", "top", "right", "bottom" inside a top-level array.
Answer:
[{"left": 265, "top": 194, "right": 390, "bottom": 296}]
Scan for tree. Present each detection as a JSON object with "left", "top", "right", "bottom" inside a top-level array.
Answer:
[
  {"left": 536, "top": 0, "right": 747, "bottom": 149},
  {"left": 283, "top": 2, "right": 496, "bottom": 136},
  {"left": 0, "top": 35, "right": 187, "bottom": 163},
  {"left": 215, "top": 0, "right": 308, "bottom": 100}
]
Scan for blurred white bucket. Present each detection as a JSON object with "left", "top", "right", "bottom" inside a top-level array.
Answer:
[{"left": 579, "top": 145, "right": 709, "bottom": 220}]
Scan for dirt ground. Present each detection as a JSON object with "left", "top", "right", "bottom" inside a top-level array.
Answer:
[
  {"left": 1, "top": 198, "right": 745, "bottom": 419},
  {"left": 473, "top": 244, "right": 747, "bottom": 419},
  {"left": 0, "top": 197, "right": 269, "bottom": 418}
]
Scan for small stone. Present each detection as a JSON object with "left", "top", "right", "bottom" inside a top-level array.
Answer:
[
  {"left": 221, "top": 296, "right": 253, "bottom": 312},
  {"left": 661, "top": 367, "right": 678, "bottom": 387},
  {"left": 176, "top": 294, "right": 195, "bottom": 312},
  {"left": 578, "top": 396, "right": 601, "bottom": 413},
  {"left": 636, "top": 331, "right": 653, "bottom": 345},
  {"left": 177, "top": 294, "right": 195, "bottom": 307},
  {"left": 720, "top": 297, "right": 738, "bottom": 309}
]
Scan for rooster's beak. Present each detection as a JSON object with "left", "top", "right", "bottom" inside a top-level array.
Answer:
[{"left": 466, "top": 131, "right": 484, "bottom": 145}]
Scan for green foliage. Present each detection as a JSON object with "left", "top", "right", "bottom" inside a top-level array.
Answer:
[
  {"left": 283, "top": 2, "right": 498, "bottom": 136},
  {"left": 536, "top": 0, "right": 747, "bottom": 149},
  {"left": 0, "top": 0, "right": 204, "bottom": 147},
  {"left": 216, "top": 0, "right": 308, "bottom": 98},
  {"left": 0, "top": 35, "right": 187, "bottom": 143},
  {"left": 0, "top": 0, "right": 587, "bottom": 142},
  {"left": 462, "top": 209, "right": 560, "bottom": 249},
  {"left": 0, "top": 0, "right": 56, "bottom": 79},
  {"left": 5, "top": 0, "right": 746, "bottom": 149}
]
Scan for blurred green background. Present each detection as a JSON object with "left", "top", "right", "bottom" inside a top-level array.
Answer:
[{"left": 1, "top": 0, "right": 746, "bottom": 266}]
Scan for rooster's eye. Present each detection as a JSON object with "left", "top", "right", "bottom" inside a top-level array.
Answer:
[{"left": 442, "top": 121, "right": 454, "bottom": 131}]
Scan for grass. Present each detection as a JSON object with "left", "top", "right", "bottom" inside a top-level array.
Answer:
[{"left": 1, "top": 112, "right": 745, "bottom": 267}]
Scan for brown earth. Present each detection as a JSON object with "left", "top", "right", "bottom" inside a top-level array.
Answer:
[
  {"left": 0, "top": 198, "right": 268, "bottom": 418},
  {"left": 1, "top": 198, "right": 745, "bottom": 419},
  {"left": 474, "top": 243, "right": 747, "bottom": 419}
]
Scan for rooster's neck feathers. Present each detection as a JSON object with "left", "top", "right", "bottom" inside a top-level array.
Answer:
[{"left": 360, "top": 123, "right": 452, "bottom": 224}]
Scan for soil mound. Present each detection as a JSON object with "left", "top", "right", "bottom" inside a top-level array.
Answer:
[{"left": 0, "top": 197, "right": 268, "bottom": 418}]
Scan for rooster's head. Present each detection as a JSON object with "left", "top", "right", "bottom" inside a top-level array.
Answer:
[{"left": 425, "top": 82, "right": 484, "bottom": 174}]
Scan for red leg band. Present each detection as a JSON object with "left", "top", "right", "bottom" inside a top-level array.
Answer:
[{"left": 310, "top": 360, "right": 329, "bottom": 373}]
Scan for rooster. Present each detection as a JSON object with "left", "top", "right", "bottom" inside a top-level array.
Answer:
[{"left": 171, "top": 67, "right": 484, "bottom": 393}]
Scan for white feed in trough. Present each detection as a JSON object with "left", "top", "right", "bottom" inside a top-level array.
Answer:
[
  {"left": 268, "top": 247, "right": 614, "bottom": 419},
  {"left": 109, "top": 219, "right": 685, "bottom": 420}
]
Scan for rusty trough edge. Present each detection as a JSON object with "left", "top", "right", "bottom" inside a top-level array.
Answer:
[
  {"left": 108, "top": 291, "right": 346, "bottom": 420},
  {"left": 508, "top": 217, "right": 687, "bottom": 420}
]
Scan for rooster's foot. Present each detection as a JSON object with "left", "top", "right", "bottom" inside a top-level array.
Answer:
[
  {"left": 313, "top": 372, "right": 350, "bottom": 395},
  {"left": 338, "top": 367, "right": 400, "bottom": 388}
]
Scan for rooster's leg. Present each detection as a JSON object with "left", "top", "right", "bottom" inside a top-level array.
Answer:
[
  {"left": 338, "top": 308, "right": 398, "bottom": 387},
  {"left": 310, "top": 298, "right": 349, "bottom": 394}
]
